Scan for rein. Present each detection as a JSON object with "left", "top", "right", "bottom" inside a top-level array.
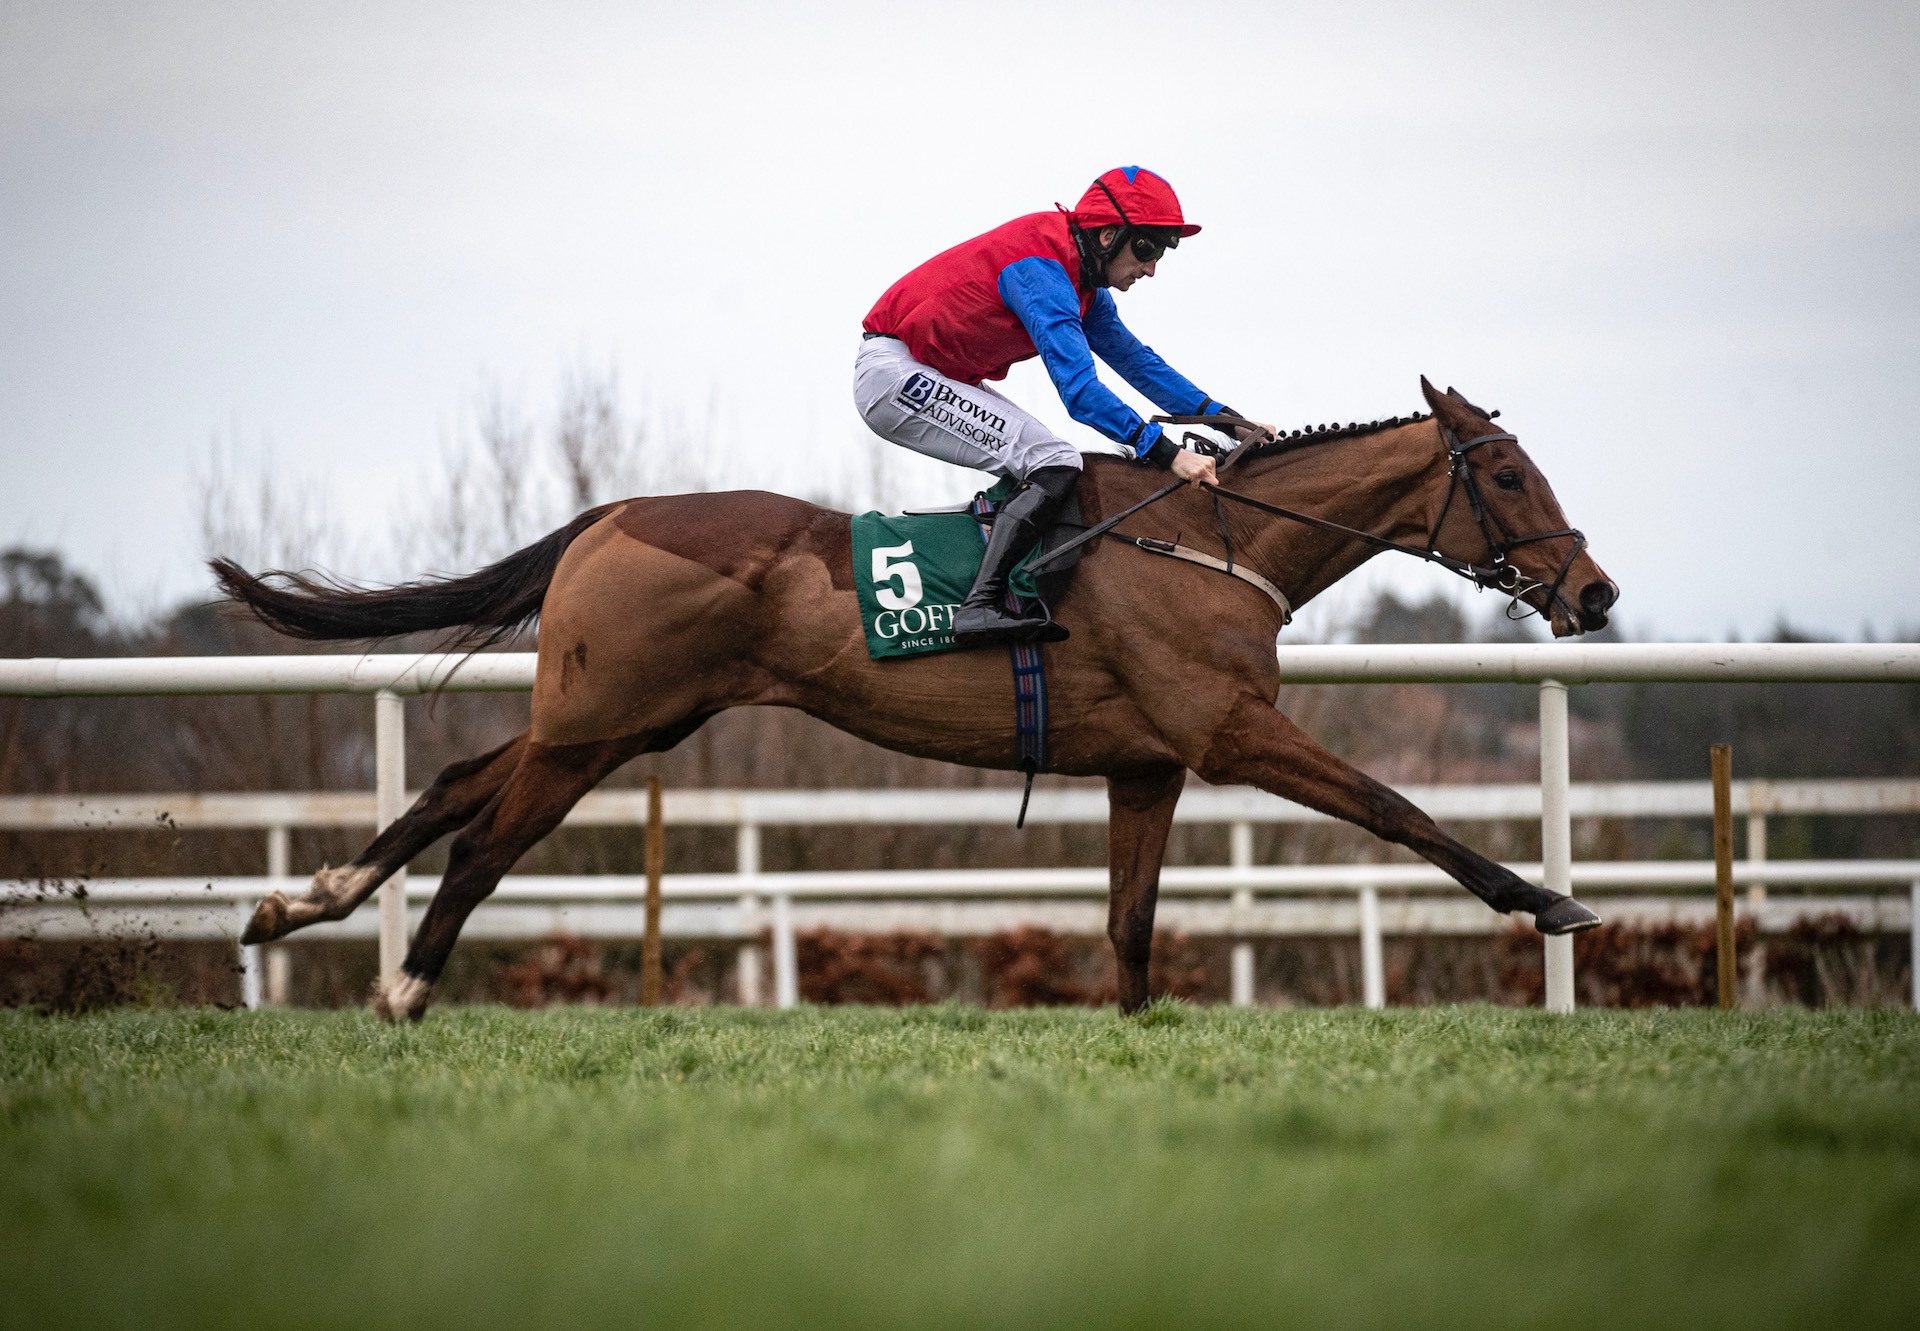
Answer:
[
  {"left": 1028, "top": 416, "right": 1589, "bottom": 626},
  {"left": 1022, "top": 418, "right": 1263, "bottom": 577}
]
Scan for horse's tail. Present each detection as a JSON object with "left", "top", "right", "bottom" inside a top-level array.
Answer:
[{"left": 209, "top": 503, "right": 619, "bottom": 649}]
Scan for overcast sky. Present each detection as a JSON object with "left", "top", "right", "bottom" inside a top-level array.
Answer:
[{"left": 3, "top": 0, "right": 1916, "bottom": 641}]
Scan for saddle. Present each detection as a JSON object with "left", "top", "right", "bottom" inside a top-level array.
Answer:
[
  {"left": 853, "top": 482, "right": 1086, "bottom": 824},
  {"left": 853, "top": 480, "right": 1086, "bottom": 662}
]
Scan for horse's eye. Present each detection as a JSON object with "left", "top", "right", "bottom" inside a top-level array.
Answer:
[{"left": 1495, "top": 470, "right": 1524, "bottom": 491}]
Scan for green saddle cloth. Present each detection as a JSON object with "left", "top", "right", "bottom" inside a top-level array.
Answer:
[{"left": 852, "top": 482, "right": 1041, "bottom": 660}]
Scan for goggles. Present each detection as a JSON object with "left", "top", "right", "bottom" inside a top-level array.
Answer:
[{"left": 1128, "top": 232, "right": 1171, "bottom": 263}]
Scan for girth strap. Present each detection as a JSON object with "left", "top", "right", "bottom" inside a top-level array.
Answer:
[
  {"left": 1119, "top": 536, "right": 1292, "bottom": 623},
  {"left": 970, "top": 491, "right": 1050, "bottom": 827}
]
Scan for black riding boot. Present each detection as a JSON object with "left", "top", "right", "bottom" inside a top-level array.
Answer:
[{"left": 952, "top": 466, "right": 1078, "bottom": 646}]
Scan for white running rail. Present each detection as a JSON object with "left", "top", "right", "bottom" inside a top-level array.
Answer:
[{"left": 5, "top": 644, "right": 1919, "bottom": 1013}]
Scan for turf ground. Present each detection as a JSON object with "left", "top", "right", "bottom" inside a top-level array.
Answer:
[{"left": 3, "top": 1005, "right": 1918, "bottom": 1330}]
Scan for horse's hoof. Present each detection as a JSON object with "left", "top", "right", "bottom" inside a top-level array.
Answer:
[
  {"left": 242, "top": 891, "right": 289, "bottom": 945},
  {"left": 1535, "top": 897, "right": 1602, "bottom": 935},
  {"left": 371, "top": 973, "right": 431, "bottom": 1024}
]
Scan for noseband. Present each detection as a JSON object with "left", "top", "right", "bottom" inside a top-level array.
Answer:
[{"left": 1429, "top": 428, "right": 1588, "bottom": 624}]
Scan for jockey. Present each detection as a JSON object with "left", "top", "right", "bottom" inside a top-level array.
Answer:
[{"left": 855, "top": 165, "right": 1271, "bottom": 645}]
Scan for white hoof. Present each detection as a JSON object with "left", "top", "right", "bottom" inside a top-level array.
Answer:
[
  {"left": 372, "top": 973, "right": 431, "bottom": 1023},
  {"left": 313, "top": 863, "right": 377, "bottom": 904}
]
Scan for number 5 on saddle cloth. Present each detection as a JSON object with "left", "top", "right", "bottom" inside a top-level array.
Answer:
[
  {"left": 851, "top": 479, "right": 1085, "bottom": 661},
  {"left": 852, "top": 482, "right": 1087, "bottom": 823}
]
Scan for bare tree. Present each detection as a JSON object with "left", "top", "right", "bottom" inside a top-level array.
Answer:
[
  {"left": 554, "top": 362, "right": 631, "bottom": 511},
  {"left": 475, "top": 379, "right": 539, "bottom": 555},
  {"left": 197, "top": 429, "right": 342, "bottom": 575}
]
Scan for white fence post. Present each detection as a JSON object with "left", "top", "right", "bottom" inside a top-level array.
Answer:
[
  {"left": 1540, "top": 679, "right": 1575, "bottom": 1013},
  {"left": 1230, "top": 820, "right": 1255, "bottom": 1006},
  {"left": 374, "top": 690, "right": 407, "bottom": 985},
  {"left": 236, "top": 902, "right": 263, "bottom": 1009},
  {"left": 772, "top": 889, "right": 798, "bottom": 1010},
  {"left": 1358, "top": 883, "right": 1385, "bottom": 1010},
  {"left": 1746, "top": 805, "right": 1769, "bottom": 1001},
  {"left": 237, "top": 823, "right": 286, "bottom": 1011},
  {"left": 736, "top": 822, "right": 763, "bottom": 1007},
  {"left": 264, "top": 824, "right": 292, "bottom": 1006}
]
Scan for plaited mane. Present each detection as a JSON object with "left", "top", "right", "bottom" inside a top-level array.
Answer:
[{"left": 1241, "top": 412, "right": 1434, "bottom": 460}]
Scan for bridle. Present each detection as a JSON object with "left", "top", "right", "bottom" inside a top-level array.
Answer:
[
  {"left": 1202, "top": 422, "right": 1589, "bottom": 626},
  {"left": 1027, "top": 415, "right": 1590, "bottom": 626},
  {"left": 1418, "top": 425, "right": 1589, "bottom": 622}
]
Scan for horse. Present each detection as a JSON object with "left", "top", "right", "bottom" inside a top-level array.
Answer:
[{"left": 216, "top": 377, "right": 1617, "bottom": 1021}]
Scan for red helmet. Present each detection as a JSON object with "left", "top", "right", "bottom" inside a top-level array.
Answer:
[{"left": 1070, "top": 166, "right": 1201, "bottom": 237}]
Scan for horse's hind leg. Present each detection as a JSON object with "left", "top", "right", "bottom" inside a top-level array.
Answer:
[
  {"left": 1106, "top": 767, "right": 1186, "bottom": 1016},
  {"left": 1194, "top": 695, "right": 1601, "bottom": 934},
  {"left": 373, "top": 732, "right": 649, "bottom": 1022},
  {"left": 242, "top": 734, "right": 527, "bottom": 944}
]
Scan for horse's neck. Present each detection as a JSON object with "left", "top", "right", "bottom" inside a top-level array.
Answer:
[{"left": 1236, "top": 421, "right": 1446, "bottom": 609}]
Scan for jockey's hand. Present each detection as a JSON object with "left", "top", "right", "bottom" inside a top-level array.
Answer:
[
  {"left": 1171, "top": 448, "right": 1217, "bottom": 487},
  {"left": 1232, "top": 419, "right": 1278, "bottom": 445}
]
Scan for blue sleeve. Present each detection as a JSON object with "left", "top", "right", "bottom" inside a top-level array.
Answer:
[
  {"left": 997, "top": 256, "right": 1166, "bottom": 460},
  {"left": 1082, "top": 291, "right": 1226, "bottom": 418}
]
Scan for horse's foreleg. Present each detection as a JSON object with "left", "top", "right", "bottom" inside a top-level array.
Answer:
[
  {"left": 1194, "top": 695, "right": 1599, "bottom": 934},
  {"left": 242, "top": 734, "right": 528, "bottom": 945},
  {"left": 1106, "top": 767, "right": 1186, "bottom": 1015},
  {"left": 373, "top": 733, "right": 647, "bottom": 1022}
]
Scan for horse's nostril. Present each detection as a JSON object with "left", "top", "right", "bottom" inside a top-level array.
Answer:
[{"left": 1581, "top": 580, "right": 1618, "bottom": 615}]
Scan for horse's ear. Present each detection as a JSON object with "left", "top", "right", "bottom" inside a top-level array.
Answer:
[{"left": 1419, "top": 376, "right": 1445, "bottom": 413}]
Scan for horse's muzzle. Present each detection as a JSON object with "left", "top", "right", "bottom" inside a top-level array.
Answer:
[{"left": 1577, "top": 578, "right": 1618, "bottom": 632}]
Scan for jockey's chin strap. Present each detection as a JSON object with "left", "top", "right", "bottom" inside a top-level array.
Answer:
[{"left": 1026, "top": 416, "right": 1588, "bottom": 627}]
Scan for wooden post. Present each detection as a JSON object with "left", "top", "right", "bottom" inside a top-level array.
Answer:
[
  {"left": 642, "top": 776, "right": 664, "bottom": 1006},
  {"left": 1711, "top": 744, "right": 1736, "bottom": 1010}
]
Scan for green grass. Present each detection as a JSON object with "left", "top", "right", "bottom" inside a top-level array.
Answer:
[{"left": 3, "top": 1005, "right": 1919, "bottom": 1330}]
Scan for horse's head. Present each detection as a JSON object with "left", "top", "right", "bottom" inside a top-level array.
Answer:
[{"left": 1418, "top": 376, "right": 1617, "bottom": 636}]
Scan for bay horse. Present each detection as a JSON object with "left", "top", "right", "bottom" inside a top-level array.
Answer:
[{"left": 217, "top": 377, "right": 1617, "bottom": 1021}]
